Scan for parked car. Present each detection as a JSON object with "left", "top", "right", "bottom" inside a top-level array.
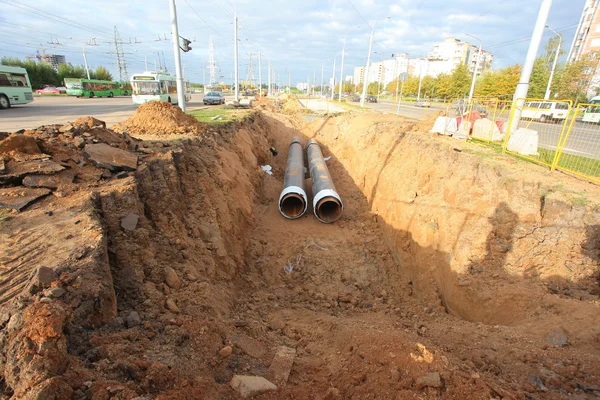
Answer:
[
  {"left": 203, "top": 91, "right": 225, "bottom": 105},
  {"left": 366, "top": 95, "right": 377, "bottom": 103},
  {"left": 415, "top": 100, "right": 431, "bottom": 108},
  {"left": 35, "top": 86, "right": 61, "bottom": 95}
]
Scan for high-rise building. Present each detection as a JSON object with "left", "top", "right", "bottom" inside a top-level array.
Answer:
[
  {"left": 568, "top": 0, "right": 600, "bottom": 98},
  {"left": 40, "top": 54, "right": 66, "bottom": 70},
  {"left": 353, "top": 38, "right": 492, "bottom": 87},
  {"left": 568, "top": 0, "right": 600, "bottom": 63}
]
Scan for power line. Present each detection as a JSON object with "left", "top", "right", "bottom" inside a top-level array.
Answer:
[
  {"left": 182, "top": 0, "right": 227, "bottom": 39},
  {"left": 470, "top": 0, "right": 509, "bottom": 23},
  {"left": 346, "top": 0, "right": 370, "bottom": 28}
]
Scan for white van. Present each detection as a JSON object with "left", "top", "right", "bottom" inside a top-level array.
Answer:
[{"left": 521, "top": 101, "right": 570, "bottom": 123}]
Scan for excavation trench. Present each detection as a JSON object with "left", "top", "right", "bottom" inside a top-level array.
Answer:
[{"left": 2, "top": 106, "right": 600, "bottom": 399}]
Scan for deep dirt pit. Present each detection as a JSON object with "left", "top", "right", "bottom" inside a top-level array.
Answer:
[{"left": 0, "top": 103, "right": 599, "bottom": 399}]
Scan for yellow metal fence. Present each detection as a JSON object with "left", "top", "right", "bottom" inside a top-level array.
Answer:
[{"left": 499, "top": 99, "right": 600, "bottom": 184}]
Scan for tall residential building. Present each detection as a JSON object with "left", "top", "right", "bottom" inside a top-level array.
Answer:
[
  {"left": 40, "top": 54, "right": 66, "bottom": 70},
  {"left": 568, "top": 0, "right": 600, "bottom": 97},
  {"left": 353, "top": 38, "right": 493, "bottom": 87},
  {"left": 568, "top": 0, "right": 600, "bottom": 63}
]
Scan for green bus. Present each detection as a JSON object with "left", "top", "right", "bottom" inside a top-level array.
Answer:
[{"left": 64, "top": 78, "right": 131, "bottom": 98}]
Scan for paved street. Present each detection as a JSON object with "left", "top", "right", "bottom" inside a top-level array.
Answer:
[
  {"left": 0, "top": 94, "right": 209, "bottom": 132},
  {"left": 362, "top": 100, "right": 445, "bottom": 120}
]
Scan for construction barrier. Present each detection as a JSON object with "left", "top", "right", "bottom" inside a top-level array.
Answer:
[
  {"left": 502, "top": 98, "right": 573, "bottom": 169},
  {"left": 442, "top": 98, "right": 511, "bottom": 142},
  {"left": 552, "top": 104, "right": 600, "bottom": 183}
]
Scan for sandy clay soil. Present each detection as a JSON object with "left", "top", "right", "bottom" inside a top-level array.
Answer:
[{"left": 0, "top": 99, "right": 599, "bottom": 399}]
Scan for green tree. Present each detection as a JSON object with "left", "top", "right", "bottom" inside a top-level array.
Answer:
[
  {"left": 420, "top": 75, "right": 437, "bottom": 98},
  {"left": 527, "top": 58, "right": 550, "bottom": 99},
  {"left": 91, "top": 66, "right": 113, "bottom": 81},
  {"left": 450, "top": 63, "right": 471, "bottom": 98},
  {"left": 367, "top": 82, "right": 380, "bottom": 95},
  {"left": 57, "top": 63, "right": 87, "bottom": 83},
  {"left": 435, "top": 73, "right": 453, "bottom": 99},
  {"left": 554, "top": 53, "right": 599, "bottom": 103}
]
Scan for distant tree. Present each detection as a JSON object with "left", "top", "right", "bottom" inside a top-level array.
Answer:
[
  {"left": 91, "top": 66, "right": 113, "bottom": 81},
  {"left": 367, "top": 82, "right": 380, "bottom": 95},
  {"left": 554, "top": 52, "right": 599, "bottom": 103},
  {"left": 435, "top": 73, "right": 453, "bottom": 99},
  {"left": 450, "top": 63, "right": 470, "bottom": 98},
  {"left": 527, "top": 58, "right": 550, "bottom": 99},
  {"left": 57, "top": 63, "right": 87, "bottom": 83},
  {"left": 420, "top": 75, "right": 437, "bottom": 98}
]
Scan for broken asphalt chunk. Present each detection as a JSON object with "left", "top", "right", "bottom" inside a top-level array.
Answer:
[
  {"left": 84, "top": 143, "right": 137, "bottom": 171},
  {"left": 0, "top": 187, "right": 51, "bottom": 211}
]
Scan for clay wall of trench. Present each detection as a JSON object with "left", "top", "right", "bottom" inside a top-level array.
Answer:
[{"left": 302, "top": 114, "right": 600, "bottom": 340}]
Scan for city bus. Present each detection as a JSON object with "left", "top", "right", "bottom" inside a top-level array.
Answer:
[
  {"left": 130, "top": 72, "right": 191, "bottom": 105},
  {"left": 0, "top": 65, "right": 34, "bottom": 109},
  {"left": 64, "top": 78, "right": 129, "bottom": 98},
  {"left": 582, "top": 96, "right": 600, "bottom": 123}
]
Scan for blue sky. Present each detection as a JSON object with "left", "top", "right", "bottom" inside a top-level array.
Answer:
[{"left": 0, "top": 0, "right": 586, "bottom": 85}]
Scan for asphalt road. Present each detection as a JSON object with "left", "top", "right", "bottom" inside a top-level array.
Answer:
[
  {"left": 362, "top": 100, "right": 445, "bottom": 120},
  {"left": 0, "top": 94, "right": 209, "bottom": 132}
]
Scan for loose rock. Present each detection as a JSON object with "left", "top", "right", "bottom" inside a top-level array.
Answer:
[
  {"left": 267, "top": 346, "right": 296, "bottom": 384},
  {"left": 45, "top": 287, "right": 65, "bottom": 298},
  {"left": 218, "top": 345, "right": 233, "bottom": 358},
  {"left": 164, "top": 267, "right": 181, "bottom": 290},
  {"left": 126, "top": 311, "right": 141, "bottom": 328},
  {"left": 416, "top": 372, "right": 443, "bottom": 389},
  {"left": 230, "top": 375, "right": 276, "bottom": 398},
  {"left": 323, "top": 387, "right": 341, "bottom": 400},
  {"left": 546, "top": 329, "right": 568, "bottom": 347},
  {"left": 165, "top": 298, "right": 180, "bottom": 313},
  {"left": 121, "top": 213, "right": 139, "bottom": 231}
]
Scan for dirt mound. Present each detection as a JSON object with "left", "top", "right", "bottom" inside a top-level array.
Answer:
[
  {"left": 412, "top": 108, "right": 445, "bottom": 132},
  {"left": 114, "top": 101, "right": 206, "bottom": 136},
  {"left": 72, "top": 116, "right": 106, "bottom": 129}
]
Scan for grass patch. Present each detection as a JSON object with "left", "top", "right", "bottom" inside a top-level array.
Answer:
[
  {"left": 187, "top": 107, "right": 249, "bottom": 124},
  {"left": 552, "top": 150, "right": 600, "bottom": 179}
]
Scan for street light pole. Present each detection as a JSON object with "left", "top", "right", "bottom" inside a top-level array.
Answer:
[
  {"left": 509, "top": 0, "right": 552, "bottom": 134},
  {"left": 339, "top": 25, "right": 360, "bottom": 101},
  {"left": 417, "top": 58, "right": 427, "bottom": 101},
  {"left": 168, "top": 0, "right": 186, "bottom": 111},
  {"left": 466, "top": 33, "right": 482, "bottom": 103},
  {"left": 545, "top": 25, "right": 562, "bottom": 100},
  {"left": 360, "top": 17, "right": 390, "bottom": 108},
  {"left": 258, "top": 52, "right": 262, "bottom": 95}
]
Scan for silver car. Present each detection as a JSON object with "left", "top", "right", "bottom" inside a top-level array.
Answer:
[{"left": 203, "top": 91, "right": 225, "bottom": 105}]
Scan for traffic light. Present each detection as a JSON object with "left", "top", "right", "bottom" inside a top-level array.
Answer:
[{"left": 181, "top": 38, "right": 192, "bottom": 52}]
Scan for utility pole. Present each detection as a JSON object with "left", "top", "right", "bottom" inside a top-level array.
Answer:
[
  {"left": 466, "top": 34, "right": 482, "bottom": 103},
  {"left": 233, "top": 13, "right": 239, "bottom": 102},
  {"left": 169, "top": 0, "right": 186, "bottom": 110},
  {"left": 545, "top": 25, "right": 562, "bottom": 100},
  {"left": 258, "top": 52, "right": 262, "bottom": 95},
  {"left": 417, "top": 59, "right": 425, "bottom": 101},
  {"left": 268, "top": 61, "right": 272, "bottom": 96},
  {"left": 360, "top": 29, "right": 374, "bottom": 107},
  {"left": 331, "top": 54, "right": 337, "bottom": 99},
  {"left": 510, "top": 0, "right": 552, "bottom": 132},
  {"left": 339, "top": 25, "right": 360, "bottom": 101},
  {"left": 320, "top": 64, "right": 324, "bottom": 96}
]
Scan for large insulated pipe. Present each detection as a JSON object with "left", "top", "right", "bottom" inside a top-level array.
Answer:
[
  {"left": 306, "top": 139, "right": 343, "bottom": 223},
  {"left": 279, "top": 137, "right": 308, "bottom": 219}
]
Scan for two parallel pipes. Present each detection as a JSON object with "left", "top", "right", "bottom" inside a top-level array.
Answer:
[{"left": 278, "top": 137, "right": 343, "bottom": 223}]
